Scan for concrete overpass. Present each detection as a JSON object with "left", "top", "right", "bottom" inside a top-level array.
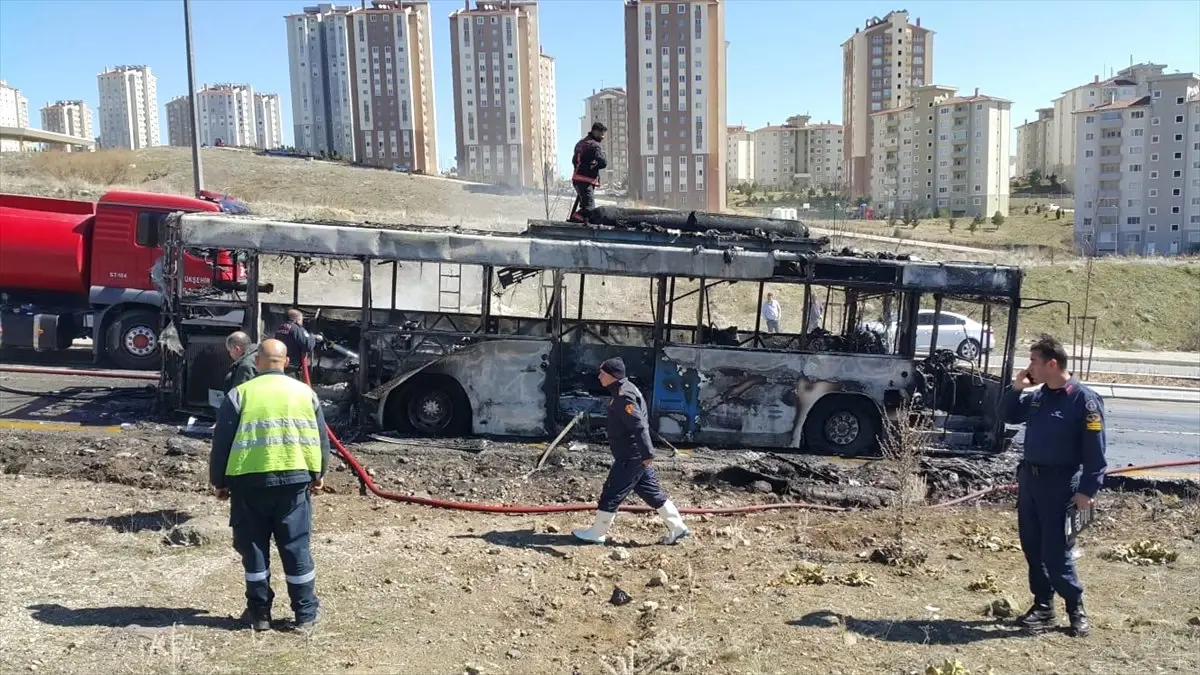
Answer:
[{"left": 0, "top": 126, "right": 94, "bottom": 151}]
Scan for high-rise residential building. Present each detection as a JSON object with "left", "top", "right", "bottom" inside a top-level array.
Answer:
[
  {"left": 286, "top": 4, "right": 356, "bottom": 159},
  {"left": 1073, "top": 72, "right": 1200, "bottom": 256},
  {"left": 842, "top": 10, "right": 933, "bottom": 199},
  {"left": 1046, "top": 63, "right": 1165, "bottom": 190},
  {"left": 624, "top": 0, "right": 727, "bottom": 212},
  {"left": 751, "top": 115, "right": 843, "bottom": 190},
  {"left": 1014, "top": 107, "right": 1054, "bottom": 179},
  {"left": 40, "top": 101, "right": 94, "bottom": 148},
  {"left": 254, "top": 93, "right": 285, "bottom": 150},
  {"left": 450, "top": 1, "right": 547, "bottom": 188},
  {"left": 538, "top": 51, "right": 557, "bottom": 179},
  {"left": 581, "top": 87, "right": 629, "bottom": 187},
  {"left": 97, "top": 65, "right": 160, "bottom": 149},
  {"left": 346, "top": 0, "right": 438, "bottom": 171},
  {"left": 165, "top": 95, "right": 193, "bottom": 147},
  {"left": 725, "top": 125, "right": 754, "bottom": 185},
  {"left": 0, "top": 81, "right": 31, "bottom": 152},
  {"left": 869, "top": 86, "right": 1011, "bottom": 219},
  {"left": 196, "top": 83, "right": 258, "bottom": 147}
]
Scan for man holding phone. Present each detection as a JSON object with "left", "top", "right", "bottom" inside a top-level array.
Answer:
[{"left": 1003, "top": 334, "right": 1108, "bottom": 637}]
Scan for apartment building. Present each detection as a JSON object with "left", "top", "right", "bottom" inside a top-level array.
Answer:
[
  {"left": 1046, "top": 63, "right": 1165, "bottom": 189},
  {"left": 97, "top": 65, "right": 160, "bottom": 149},
  {"left": 165, "top": 96, "right": 192, "bottom": 147},
  {"left": 1014, "top": 107, "right": 1054, "bottom": 179},
  {"left": 624, "top": 0, "right": 728, "bottom": 212},
  {"left": 581, "top": 87, "right": 629, "bottom": 187},
  {"left": 725, "top": 125, "right": 754, "bottom": 185},
  {"left": 346, "top": 0, "right": 438, "bottom": 171},
  {"left": 197, "top": 83, "right": 258, "bottom": 147},
  {"left": 0, "top": 81, "right": 31, "bottom": 152},
  {"left": 450, "top": 1, "right": 547, "bottom": 188},
  {"left": 751, "top": 115, "right": 843, "bottom": 190},
  {"left": 287, "top": 4, "right": 357, "bottom": 159},
  {"left": 538, "top": 52, "right": 558, "bottom": 179},
  {"left": 41, "top": 101, "right": 94, "bottom": 147},
  {"left": 869, "top": 85, "right": 1011, "bottom": 218},
  {"left": 842, "top": 10, "right": 933, "bottom": 199},
  {"left": 255, "top": 93, "right": 285, "bottom": 150},
  {"left": 1073, "top": 73, "right": 1200, "bottom": 256}
]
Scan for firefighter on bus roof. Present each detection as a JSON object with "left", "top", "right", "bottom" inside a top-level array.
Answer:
[
  {"left": 568, "top": 122, "right": 608, "bottom": 224},
  {"left": 573, "top": 357, "right": 691, "bottom": 546}
]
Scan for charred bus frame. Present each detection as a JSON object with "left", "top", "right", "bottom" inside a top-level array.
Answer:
[{"left": 160, "top": 211, "right": 1024, "bottom": 454}]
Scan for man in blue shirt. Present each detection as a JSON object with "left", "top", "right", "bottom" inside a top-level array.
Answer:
[{"left": 1003, "top": 334, "right": 1107, "bottom": 638}]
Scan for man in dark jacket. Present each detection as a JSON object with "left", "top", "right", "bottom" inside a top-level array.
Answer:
[
  {"left": 275, "top": 309, "right": 317, "bottom": 376},
  {"left": 210, "top": 339, "right": 331, "bottom": 632},
  {"left": 572, "top": 357, "right": 690, "bottom": 545},
  {"left": 568, "top": 122, "right": 608, "bottom": 224},
  {"left": 223, "top": 331, "right": 258, "bottom": 392}
]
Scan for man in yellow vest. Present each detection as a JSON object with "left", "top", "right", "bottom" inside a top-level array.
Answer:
[{"left": 209, "top": 338, "right": 330, "bottom": 632}]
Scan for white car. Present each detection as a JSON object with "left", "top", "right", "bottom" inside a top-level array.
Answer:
[{"left": 865, "top": 309, "right": 994, "bottom": 360}]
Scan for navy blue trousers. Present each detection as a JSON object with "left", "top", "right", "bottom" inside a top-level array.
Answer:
[
  {"left": 598, "top": 459, "right": 669, "bottom": 513},
  {"left": 229, "top": 483, "right": 319, "bottom": 622},
  {"left": 1017, "top": 464, "right": 1084, "bottom": 607}
]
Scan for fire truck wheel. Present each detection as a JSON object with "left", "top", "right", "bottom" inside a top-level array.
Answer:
[
  {"left": 803, "top": 395, "right": 881, "bottom": 457},
  {"left": 106, "top": 309, "right": 161, "bottom": 371}
]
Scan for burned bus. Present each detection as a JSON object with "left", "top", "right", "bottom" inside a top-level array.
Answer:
[{"left": 159, "top": 207, "right": 1023, "bottom": 455}]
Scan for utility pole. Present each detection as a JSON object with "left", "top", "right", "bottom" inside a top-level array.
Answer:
[{"left": 183, "top": 0, "right": 204, "bottom": 196}]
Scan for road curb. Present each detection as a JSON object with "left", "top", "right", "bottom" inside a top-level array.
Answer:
[{"left": 1081, "top": 382, "right": 1200, "bottom": 404}]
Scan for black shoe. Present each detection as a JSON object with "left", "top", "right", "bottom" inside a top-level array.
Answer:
[
  {"left": 1016, "top": 603, "right": 1057, "bottom": 630},
  {"left": 1067, "top": 608, "right": 1091, "bottom": 637},
  {"left": 241, "top": 609, "right": 271, "bottom": 632},
  {"left": 290, "top": 615, "right": 319, "bottom": 635}
]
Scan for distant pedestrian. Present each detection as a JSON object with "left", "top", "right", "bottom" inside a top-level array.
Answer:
[
  {"left": 223, "top": 331, "right": 258, "bottom": 392},
  {"left": 761, "top": 292, "right": 781, "bottom": 333},
  {"left": 210, "top": 339, "right": 330, "bottom": 632},
  {"left": 1003, "top": 334, "right": 1107, "bottom": 638},
  {"left": 572, "top": 357, "right": 690, "bottom": 546},
  {"left": 807, "top": 296, "right": 824, "bottom": 331},
  {"left": 274, "top": 309, "right": 317, "bottom": 377}
]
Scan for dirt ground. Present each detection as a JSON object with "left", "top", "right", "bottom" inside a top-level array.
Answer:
[{"left": 1, "top": 419, "right": 1198, "bottom": 675}]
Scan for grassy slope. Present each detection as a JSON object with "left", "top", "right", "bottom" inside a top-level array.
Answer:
[{"left": 3, "top": 148, "right": 1197, "bottom": 351}]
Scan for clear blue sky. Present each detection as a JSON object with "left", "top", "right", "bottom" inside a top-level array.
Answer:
[{"left": 1, "top": 0, "right": 1198, "bottom": 173}]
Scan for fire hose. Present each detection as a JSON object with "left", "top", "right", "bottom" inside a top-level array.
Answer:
[{"left": 300, "top": 359, "right": 1199, "bottom": 515}]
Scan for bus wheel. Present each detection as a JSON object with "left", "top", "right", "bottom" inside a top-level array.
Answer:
[
  {"left": 385, "top": 376, "right": 470, "bottom": 436},
  {"left": 804, "top": 395, "right": 880, "bottom": 457},
  {"left": 106, "top": 309, "right": 161, "bottom": 371}
]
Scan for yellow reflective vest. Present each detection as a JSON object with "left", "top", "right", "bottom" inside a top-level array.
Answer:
[{"left": 226, "top": 373, "right": 323, "bottom": 477}]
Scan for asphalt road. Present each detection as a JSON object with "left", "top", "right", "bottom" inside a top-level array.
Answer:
[
  {"left": 1009, "top": 398, "right": 1200, "bottom": 467},
  {"left": 987, "top": 359, "right": 1200, "bottom": 379}
]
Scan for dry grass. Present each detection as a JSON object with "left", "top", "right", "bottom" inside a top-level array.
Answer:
[{"left": 1, "top": 475, "right": 1197, "bottom": 674}]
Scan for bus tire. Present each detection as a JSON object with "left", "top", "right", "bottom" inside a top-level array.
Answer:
[
  {"left": 803, "top": 395, "right": 881, "bottom": 457},
  {"left": 105, "top": 309, "right": 161, "bottom": 371},
  {"left": 384, "top": 375, "right": 470, "bottom": 436}
]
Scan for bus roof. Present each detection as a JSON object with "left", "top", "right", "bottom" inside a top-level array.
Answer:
[{"left": 173, "top": 212, "right": 1023, "bottom": 299}]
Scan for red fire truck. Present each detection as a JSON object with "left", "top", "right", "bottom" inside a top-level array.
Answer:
[{"left": 0, "top": 189, "right": 250, "bottom": 370}]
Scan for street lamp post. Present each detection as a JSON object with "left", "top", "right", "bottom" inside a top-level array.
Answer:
[{"left": 183, "top": 0, "right": 204, "bottom": 196}]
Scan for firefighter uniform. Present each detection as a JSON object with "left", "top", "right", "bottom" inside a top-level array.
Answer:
[
  {"left": 275, "top": 320, "right": 317, "bottom": 375},
  {"left": 1003, "top": 376, "right": 1107, "bottom": 634},
  {"left": 210, "top": 370, "right": 331, "bottom": 629},
  {"left": 569, "top": 135, "right": 607, "bottom": 224},
  {"left": 573, "top": 357, "right": 690, "bottom": 545}
]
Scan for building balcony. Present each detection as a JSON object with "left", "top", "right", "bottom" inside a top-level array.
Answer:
[
  {"left": 1098, "top": 135, "right": 1122, "bottom": 146},
  {"left": 1099, "top": 171, "right": 1123, "bottom": 180},
  {"left": 1097, "top": 189, "right": 1120, "bottom": 199},
  {"left": 1096, "top": 205, "right": 1120, "bottom": 216}
]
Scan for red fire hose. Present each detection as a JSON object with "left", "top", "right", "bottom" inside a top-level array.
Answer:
[{"left": 301, "top": 359, "right": 1199, "bottom": 515}]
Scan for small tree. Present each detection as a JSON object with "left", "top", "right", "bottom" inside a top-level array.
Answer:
[
  {"left": 948, "top": 217, "right": 958, "bottom": 231},
  {"left": 887, "top": 212, "right": 898, "bottom": 228},
  {"left": 968, "top": 219, "right": 978, "bottom": 234},
  {"left": 872, "top": 401, "right": 931, "bottom": 567},
  {"left": 1055, "top": 208, "right": 1064, "bottom": 220},
  {"left": 972, "top": 213, "right": 985, "bottom": 226},
  {"left": 992, "top": 211, "right": 1006, "bottom": 227}
]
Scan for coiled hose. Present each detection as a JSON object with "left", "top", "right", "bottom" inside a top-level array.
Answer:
[{"left": 300, "top": 359, "right": 1199, "bottom": 515}]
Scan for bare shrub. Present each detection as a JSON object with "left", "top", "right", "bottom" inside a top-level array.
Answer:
[
  {"left": 30, "top": 149, "right": 135, "bottom": 185},
  {"left": 872, "top": 401, "right": 932, "bottom": 566}
]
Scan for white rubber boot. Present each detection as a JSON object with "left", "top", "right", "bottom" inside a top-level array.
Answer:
[
  {"left": 572, "top": 511, "right": 616, "bottom": 544},
  {"left": 657, "top": 501, "right": 691, "bottom": 545}
]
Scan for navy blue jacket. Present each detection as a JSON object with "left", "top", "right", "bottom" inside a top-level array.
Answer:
[
  {"left": 275, "top": 321, "right": 317, "bottom": 367},
  {"left": 571, "top": 136, "right": 607, "bottom": 185},
  {"left": 209, "top": 370, "right": 332, "bottom": 490},
  {"left": 1003, "top": 377, "right": 1108, "bottom": 497},
  {"left": 605, "top": 378, "right": 655, "bottom": 462}
]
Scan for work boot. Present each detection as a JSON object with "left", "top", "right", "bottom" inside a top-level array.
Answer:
[
  {"left": 1015, "top": 602, "right": 1057, "bottom": 630},
  {"left": 572, "top": 511, "right": 616, "bottom": 544},
  {"left": 656, "top": 501, "right": 691, "bottom": 545},
  {"left": 1067, "top": 605, "right": 1091, "bottom": 637},
  {"left": 241, "top": 609, "right": 271, "bottom": 632}
]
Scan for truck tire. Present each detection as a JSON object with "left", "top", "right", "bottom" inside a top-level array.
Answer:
[{"left": 106, "top": 309, "right": 161, "bottom": 371}]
